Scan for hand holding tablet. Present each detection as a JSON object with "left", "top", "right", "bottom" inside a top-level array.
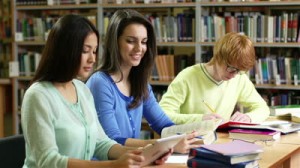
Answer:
[{"left": 141, "top": 133, "right": 186, "bottom": 166}]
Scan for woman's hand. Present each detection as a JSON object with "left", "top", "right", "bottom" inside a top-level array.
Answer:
[
  {"left": 154, "top": 148, "right": 173, "bottom": 165},
  {"left": 112, "top": 149, "right": 144, "bottom": 168},
  {"left": 173, "top": 132, "right": 202, "bottom": 154},
  {"left": 230, "top": 111, "right": 251, "bottom": 123}
]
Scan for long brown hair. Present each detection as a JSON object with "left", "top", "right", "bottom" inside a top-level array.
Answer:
[
  {"left": 31, "top": 14, "right": 99, "bottom": 84},
  {"left": 96, "top": 9, "right": 157, "bottom": 109}
]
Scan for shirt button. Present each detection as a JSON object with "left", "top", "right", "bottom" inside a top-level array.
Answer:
[{"left": 129, "top": 118, "right": 132, "bottom": 120}]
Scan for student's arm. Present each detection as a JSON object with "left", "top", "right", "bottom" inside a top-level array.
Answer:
[
  {"left": 237, "top": 75, "right": 270, "bottom": 123},
  {"left": 143, "top": 85, "right": 175, "bottom": 134},
  {"left": 67, "top": 146, "right": 144, "bottom": 168},
  {"left": 144, "top": 86, "right": 202, "bottom": 154},
  {"left": 159, "top": 78, "right": 204, "bottom": 125}
]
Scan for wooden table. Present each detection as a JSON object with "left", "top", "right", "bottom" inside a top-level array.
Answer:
[{"left": 145, "top": 131, "right": 300, "bottom": 168}]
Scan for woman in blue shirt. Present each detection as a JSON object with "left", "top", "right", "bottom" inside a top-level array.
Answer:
[
  {"left": 86, "top": 9, "right": 200, "bottom": 154},
  {"left": 21, "top": 14, "right": 168, "bottom": 168}
]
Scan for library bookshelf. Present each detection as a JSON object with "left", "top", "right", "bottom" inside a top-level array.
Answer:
[
  {"left": 197, "top": 1, "right": 300, "bottom": 106},
  {"left": 9, "top": 0, "right": 198, "bottom": 135},
  {"left": 0, "top": 0, "right": 12, "bottom": 137},
  {"left": 8, "top": 0, "right": 300, "bottom": 135}
]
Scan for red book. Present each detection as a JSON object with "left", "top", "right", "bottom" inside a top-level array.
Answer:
[{"left": 217, "top": 121, "right": 258, "bottom": 130}]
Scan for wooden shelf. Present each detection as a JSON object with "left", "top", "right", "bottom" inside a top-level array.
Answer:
[
  {"left": 0, "top": 79, "right": 11, "bottom": 85},
  {"left": 16, "top": 3, "right": 98, "bottom": 10},
  {"left": 255, "top": 84, "right": 300, "bottom": 90},
  {"left": 200, "top": 1, "right": 300, "bottom": 7}
]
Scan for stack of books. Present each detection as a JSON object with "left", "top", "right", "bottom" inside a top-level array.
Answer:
[
  {"left": 187, "top": 140, "right": 262, "bottom": 168},
  {"left": 229, "top": 120, "right": 300, "bottom": 134},
  {"left": 229, "top": 129, "right": 281, "bottom": 142}
]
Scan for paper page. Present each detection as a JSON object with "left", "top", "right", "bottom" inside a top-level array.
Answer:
[
  {"left": 166, "top": 154, "right": 188, "bottom": 163},
  {"left": 161, "top": 119, "right": 222, "bottom": 138}
]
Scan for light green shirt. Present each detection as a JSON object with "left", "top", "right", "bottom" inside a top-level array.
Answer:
[
  {"left": 21, "top": 79, "right": 117, "bottom": 168},
  {"left": 159, "top": 63, "right": 270, "bottom": 124}
]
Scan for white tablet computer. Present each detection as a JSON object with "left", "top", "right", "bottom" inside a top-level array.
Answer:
[{"left": 141, "top": 133, "right": 186, "bottom": 166}]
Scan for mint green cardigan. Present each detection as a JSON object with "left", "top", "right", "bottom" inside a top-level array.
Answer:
[
  {"left": 159, "top": 64, "right": 270, "bottom": 125},
  {"left": 21, "top": 79, "right": 117, "bottom": 168}
]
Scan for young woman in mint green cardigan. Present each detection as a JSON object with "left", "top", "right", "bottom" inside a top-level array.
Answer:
[{"left": 159, "top": 32, "right": 270, "bottom": 125}]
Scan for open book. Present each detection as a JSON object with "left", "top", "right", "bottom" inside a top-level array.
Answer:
[
  {"left": 229, "top": 120, "right": 300, "bottom": 134},
  {"left": 161, "top": 119, "right": 222, "bottom": 145}
]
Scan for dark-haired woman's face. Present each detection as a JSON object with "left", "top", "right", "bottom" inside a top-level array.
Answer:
[
  {"left": 78, "top": 32, "right": 97, "bottom": 79},
  {"left": 118, "top": 23, "right": 147, "bottom": 69}
]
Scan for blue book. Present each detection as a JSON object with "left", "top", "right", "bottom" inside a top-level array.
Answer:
[
  {"left": 189, "top": 147, "right": 260, "bottom": 165},
  {"left": 187, "top": 157, "right": 259, "bottom": 168}
]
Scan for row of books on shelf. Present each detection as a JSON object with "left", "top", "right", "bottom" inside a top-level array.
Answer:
[
  {"left": 204, "top": 0, "right": 282, "bottom": 2},
  {"left": 270, "top": 92, "right": 300, "bottom": 106},
  {"left": 15, "top": 15, "right": 96, "bottom": 42},
  {"left": 103, "top": 0, "right": 194, "bottom": 4},
  {"left": 0, "top": 44, "right": 10, "bottom": 78},
  {"left": 151, "top": 54, "right": 195, "bottom": 82},
  {"left": 201, "top": 11, "right": 299, "bottom": 43},
  {"left": 259, "top": 89, "right": 300, "bottom": 106},
  {"left": 0, "top": 0, "right": 10, "bottom": 16},
  {"left": 15, "top": 11, "right": 194, "bottom": 43},
  {"left": 0, "top": 19, "right": 11, "bottom": 40},
  {"left": 104, "top": 11, "right": 195, "bottom": 43},
  {"left": 249, "top": 56, "right": 300, "bottom": 85},
  {"left": 16, "top": 0, "right": 194, "bottom": 5},
  {"left": 9, "top": 51, "right": 42, "bottom": 77},
  {"left": 0, "top": 61, "right": 9, "bottom": 78},
  {"left": 16, "top": 0, "right": 95, "bottom": 5}
]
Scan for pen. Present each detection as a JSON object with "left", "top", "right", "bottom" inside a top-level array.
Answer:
[{"left": 202, "top": 100, "right": 216, "bottom": 113}]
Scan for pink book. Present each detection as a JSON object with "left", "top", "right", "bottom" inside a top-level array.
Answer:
[
  {"left": 229, "top": 129, "right": 279, "bottom": 135},
  {"left": 201, "top": 140, "right": 263, "bottom": 156}
]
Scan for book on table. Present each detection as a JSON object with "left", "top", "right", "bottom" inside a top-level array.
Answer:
[
  {"left": 269, "top": 104, "right": 300, "bottom": 116},
  {"left": 187, "top": 156, "right": 259, "bottom": 168},
  {"left": 217, "top": 121, "right": 259, "bottom": 130},
  {"left": 189, "top": 147, "right": 260, "bottom": 165},
  {"left": 187, "top": 140, "right": 262, "bottom": 168},
  {"left": 229, "top": 120, "right": 300, "bottom": 134},
  {"left": 228, "top": 128, "right": 281, "bottom": 141},
  {"left": 201, "top": 139, "right": 263, "bottom": 156},
  {"left": 292, "top": 113, "right": 300, "bottom": 123},
  {"left": 161, "top": 119, "right": 222, "bottom": 145}
]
